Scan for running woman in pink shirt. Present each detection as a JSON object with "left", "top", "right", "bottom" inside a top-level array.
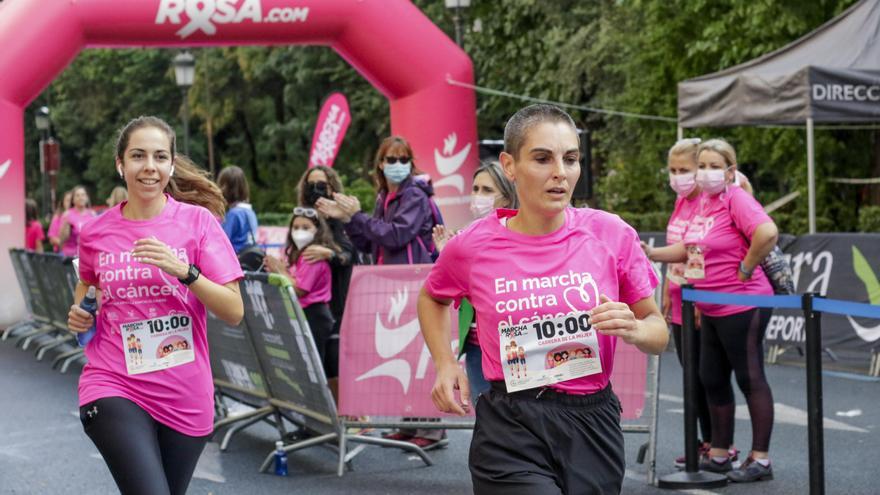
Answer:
[
  {"left": 67, "top": 116, "right": 244, "bottom": 495},
  {"left": 648, "top": 138, "right": 778, "bottom": 483},
  {"left": 418, "top": 104, "right": 668, "bottom": 495}
]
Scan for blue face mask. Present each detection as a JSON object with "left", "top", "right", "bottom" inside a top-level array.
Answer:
[{"left": 383, "top": 161, "right": 412, "bottom": 184}]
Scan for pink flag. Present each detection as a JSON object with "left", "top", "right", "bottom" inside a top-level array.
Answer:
[{"left": 308, "top": 92, "right": 350, "bottom": 168}]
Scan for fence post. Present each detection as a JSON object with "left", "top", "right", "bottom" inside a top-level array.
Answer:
[
  {"left": 802, "top": 293, "right": 825, "bottom": 495},
  {"left": 658, "top": 285, "right": 727, "bottom": 489}
]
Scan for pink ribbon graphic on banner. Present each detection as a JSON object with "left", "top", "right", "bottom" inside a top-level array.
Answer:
[{"left": 308, "top": 92, "right": 350, "bottom": 168}]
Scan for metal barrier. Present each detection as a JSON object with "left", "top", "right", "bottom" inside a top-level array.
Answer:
[{"left": 660, "top": 286, "right": 880, "bottom": 494}]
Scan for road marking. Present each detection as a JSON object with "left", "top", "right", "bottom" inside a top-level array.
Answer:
[{"left": 667, "top": 400, "right": 868, "bottom": 433}]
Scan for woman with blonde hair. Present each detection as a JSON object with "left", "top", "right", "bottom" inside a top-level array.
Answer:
[{"left": 649, "top": 138, "right": 778, "bottom": 483}]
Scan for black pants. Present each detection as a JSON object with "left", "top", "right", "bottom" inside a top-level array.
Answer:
[
  {"left": 700, "top": 308, "right": 774, "bottom": 453},
  {"left": 670, "top": 323, "right": 713, "bottom": 443},
  {"left": 470, "top": 382, "right": 624, "bottom": 495},
  {"left": 303, "top": 302, "right": 337, "bottom": 378},
  {"left": 80, "top": 397, "right": 209, "bottom": 495}
]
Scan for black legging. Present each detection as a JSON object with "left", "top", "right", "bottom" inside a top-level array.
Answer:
[
  {"left": 303, "top": 302, "right": 336, "bottom": 378},
  {"left": 699, "top": 308, "right": 774, "bottom": 453},
  {"left": 670, "top": 323, "right": 713, "bottom": 444},
  {"left": 80, "top": 397, "right": 209, "bottom": 495}
]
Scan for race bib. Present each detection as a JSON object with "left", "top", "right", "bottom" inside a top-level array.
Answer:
[
  {"left": 685, "top": 244, "right": 706, "bottom": 279},
  {"left": 121, "top": 313, "right": 195, "bottom": 375},
  {"left": 666, "top": 262, "right": 688, "bottom": 286},
  {"left": 499, "top": 310, "right": 602, "bottom": 393}
]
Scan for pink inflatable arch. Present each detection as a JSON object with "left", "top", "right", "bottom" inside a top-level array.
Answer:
[{"left": 0, "top": 0, "right": 478, "bottom": 324}]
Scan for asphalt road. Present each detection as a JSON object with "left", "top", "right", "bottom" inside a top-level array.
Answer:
[{"left": 1, "top": 338, "right": 877, "bottom": 495}]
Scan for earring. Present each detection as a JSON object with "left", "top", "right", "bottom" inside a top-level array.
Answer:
[
  {"left": 170, "top": 166, "right": 175, "bottom": 177},
  {"left": 117, "top": 169, "right": 123, "bottom": 178}
]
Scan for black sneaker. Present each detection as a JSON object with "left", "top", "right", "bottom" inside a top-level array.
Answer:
[
  {"left": 727, "top": 457, "right": 773, "bottom": 482},
  {"left": 699, "top": 455, "right": 733, "bottom": 473}
]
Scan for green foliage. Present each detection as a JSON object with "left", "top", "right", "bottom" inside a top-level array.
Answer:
[
  {"left": 256, "top": 212, "right": 291, "bottom": 227},
  {"left": 615, "top": 211, "right": 670, "bottom": 233},
  {"left": 23, "top": 0, "right": 876, "bottom": 236},
  {"left": 858, "top": 206, "right": 880, "bottom": 233}
]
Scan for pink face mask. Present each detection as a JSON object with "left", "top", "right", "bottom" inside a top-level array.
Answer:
[
  {"left": 696, "top": 168, "right": 728, "bottom": 196},
  {"left": 669, "top": 172, "right": 697, "bottom": 197}
]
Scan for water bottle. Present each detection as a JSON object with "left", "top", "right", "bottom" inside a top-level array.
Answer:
[
  {"left": 77, "top": 286, "right": 98, "bottom": 347},
  {"left": 273, "top": 440, "right": 288, "bottom": 476}
]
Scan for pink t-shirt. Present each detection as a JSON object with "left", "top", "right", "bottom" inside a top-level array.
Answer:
[
  {"left": 289, "top": 256, "right": 332, "bottom": 308},
  {"left": 424, "top": 207, "right": 659, "bottom": 395},
  {"left": 77, "top": 195, "right": 243, "bottom": 436},
  {"left": 25, "top": 220, "right": 45, "bottom": 251},
  {"left": 61, "top": 208, "right": 97, "bottom": 257},
  {"left": 682, "top": 187, "right": 773, "bottom": 317},
  {"left": 665, "top": 195, "right": 700, "bottom": 325}
]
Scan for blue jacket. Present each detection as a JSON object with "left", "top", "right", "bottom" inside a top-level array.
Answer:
[
  {"left": 222, "top": 203, "right": 258, "bottom": 254},
  {"left": 345, "top": 177, "right": 436, "bottom": 265}
]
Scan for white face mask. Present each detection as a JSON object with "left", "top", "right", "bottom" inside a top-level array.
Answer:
[
  {"left": 696, "top": 168, "right": 728, "bottom": 195},
  {"left": 292, "top": 230, "right": 315, "bottom": 250},
  {"left": 470, "top": 194, "right": 497, "bottom": 219},
  {"left": 669, "top": 172, "right": 697, "bottom": 197}
]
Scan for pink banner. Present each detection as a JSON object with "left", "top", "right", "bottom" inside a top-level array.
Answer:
[
  {"left": 339, "top": 264, "right": 467, "bottom": 417},
  {"left": 338, "top": 265, "right": 648, "bottom": 421},
  {"left": 0, "top": 0, "right": 478, "bottom": 325},
  {"left": 308, "top": 92, "right": 350, "bottom": 168}
]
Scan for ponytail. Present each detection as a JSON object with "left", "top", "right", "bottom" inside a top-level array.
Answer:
[{"left": 166, "top": 155, "right": 227, "bottom": 219}]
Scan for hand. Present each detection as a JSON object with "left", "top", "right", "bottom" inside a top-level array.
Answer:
[
  {"left": 430, "top": 362, "right": 471, "bottom": 416},
  {"left": 432, "top": 225, "right": 453, "bottom": 253},
  {"left": 315, "top": 197, "right": 351, "bottom": 223},
  {"left": 694, "top": 308, "right": 702, "bottom": 329},
  {"left": 333, "top": 193, "right": 361, "bottom": 217},
  {"left": 132, "top": 237, "right": 188, "bottom": 279},
  {"left": 263, "top": 254, "right": 288, "bottom": 275},
  {"left": 591, "top": 294, "right": 644, "bottom": 346},
  {"left": 640, "top": 241, "right": 653, "bottom": 260},
  {"left": 737, "top": 261, "right": 753, "bottom": 282},
  {"left": 68, "top": 304, "right": 94, "bottom": 334},
  {"left": 302, "top": 245, "right": 334, "bottom": 263}
]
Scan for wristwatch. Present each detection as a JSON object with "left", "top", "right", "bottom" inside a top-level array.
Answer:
[
  {"left": 178, "top": 263, "right": 201, "bottom": 286},
  {"left": 738, "top": 261, "right": 754, "bottom": 279}
]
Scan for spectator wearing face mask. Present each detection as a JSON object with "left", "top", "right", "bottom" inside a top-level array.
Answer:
[
  {"left": 317, "top": 135, "right": 445, "bottom": 451},
  {"left": 265, "top": 206, "right": 339, "bottom": 380},
  {"left": 295, "top": 165, "right": 357, "bottom": 397},
  {"left": 433, "top": 162, "right": 518, "bottom": 402}
]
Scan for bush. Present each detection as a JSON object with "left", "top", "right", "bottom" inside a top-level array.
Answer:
[
  {"left": 858, "top": 206, "right": 880, "bottom": 233},
  {"left": 771, "top": 212, "right": 836, "bottom": 235}
]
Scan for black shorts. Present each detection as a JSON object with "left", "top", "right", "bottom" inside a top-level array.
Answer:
[{"left": 469, "top": 382, "right": 625, "bottom": 495}]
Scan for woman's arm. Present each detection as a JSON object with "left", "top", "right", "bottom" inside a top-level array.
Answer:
[
  {"left": 418, "top": 288, "right": 471, "bottom": 416},
  {"left": 58, "top": 214, "right": 71, "bottom": 245},
  {"left": 133, "top": 238, "right": 243, "bottom": 325},
  {"left": 641, "top": 241, "right": 687, "bottom": 263},
  {"left": 591, "top": 294, "right": 668, "bottom": 355},
  {"left": 740, "top": 222, "right": 778, "bottom": 281}
]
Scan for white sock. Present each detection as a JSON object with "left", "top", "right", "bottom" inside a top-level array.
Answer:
[
  {"left": 712, "top": 455, "right": 728, "bottom": 464},
  {"left": 755, "top": 458, "right": 770, "bottom": 467}
]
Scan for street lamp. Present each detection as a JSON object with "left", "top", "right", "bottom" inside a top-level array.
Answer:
[
  {"left": 444, "top": 0, "right": 471, "bottom": 47},
  {"left": 34, "top": 106, "right": 52, "bottom": 217},
  {"left": 173, "top": 51, "right": 195, "bottom": 156}
]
